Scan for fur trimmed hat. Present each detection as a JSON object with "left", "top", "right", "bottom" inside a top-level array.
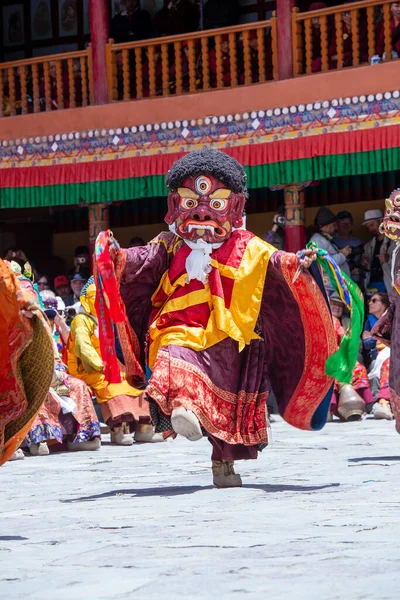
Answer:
[{"left": 166, "top": 148, "right": 248, "bottom": 197}]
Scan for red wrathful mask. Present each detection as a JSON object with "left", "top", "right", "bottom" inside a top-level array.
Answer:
[{"left": 165, "top": 174, "right": 246, "bottom": 244}]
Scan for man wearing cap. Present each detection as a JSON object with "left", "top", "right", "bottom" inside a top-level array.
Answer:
[
  {"left": 361, "top": 209, "right": 393, "bottom": 295},
  {"left": 54, "top": 275, "right": 72, "bottom": 303},
  {"left": 65, "top": 272, "right": 88, "bottom": 307},
  {"left": 333, "top": 210, "right": 363, "bottom": 285},
  {"left": 310, "top": 207, "right": 351, "bottom": 291}
]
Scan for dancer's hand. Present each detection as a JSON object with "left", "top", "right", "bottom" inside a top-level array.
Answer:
[{"left": 298, "top": 248, "right": 317, "bottom": 269}]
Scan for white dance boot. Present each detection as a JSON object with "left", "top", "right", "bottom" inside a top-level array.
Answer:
[
  {"left": 212, "top": 460, "right": 242, "bottom": 488},
  {"left": 110, "top": 423, "right": 133, "bottom": 446},
  {"left": 171, "top": 407, "right": 202, "bottom": 441},
  {"left": 67, "top": 437, "right": 101, "bottom": 451},
  {"left": 29, "top": 442, "right": 50, "bottom": 456},
  {"left": 9, "top": 449, "right": 25, "bottom": 461},
  {"left": 134, "top": 423, "right": 165, "bottom": 443}
]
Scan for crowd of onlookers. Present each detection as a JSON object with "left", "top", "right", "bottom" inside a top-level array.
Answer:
[
  {"left": 3, "top": 236, "right": 145, "bottom": 324},
  {"left": 265, "top": 205, "right": 395, "bottom": 422}
]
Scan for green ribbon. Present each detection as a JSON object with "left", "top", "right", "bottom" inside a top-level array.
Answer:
[{"left": 307, "top": 242, "right": 364, "bottom": 384}]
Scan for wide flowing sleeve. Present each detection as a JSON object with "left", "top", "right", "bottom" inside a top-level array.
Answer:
[{"left": 260, "top": 251, "right": 337, "bottom": 431}]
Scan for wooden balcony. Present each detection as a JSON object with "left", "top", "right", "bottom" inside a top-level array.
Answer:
[
  {"left": 0, "top": 0, "right": 398, "bottom": 126},
  {"left": 292, "top": 0, "right": 399, "bottom": 76},
  {"left": 106, "top": 19, "right": 277, "bottom": 102},
  {"left": 0, "top": 49, "right": 92, "bottom": 117}
]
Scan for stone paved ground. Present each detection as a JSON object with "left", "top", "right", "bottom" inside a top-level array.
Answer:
[{"left": 1, "top": 417, "right": 400, "bottom": 600}]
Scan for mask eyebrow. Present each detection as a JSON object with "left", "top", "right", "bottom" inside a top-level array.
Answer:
[
  {"left": 177, "top": 187, "right": 200, "bottom": 200},
  {"left": 209, "top": 189, "right": 232, "bottom": 200}
]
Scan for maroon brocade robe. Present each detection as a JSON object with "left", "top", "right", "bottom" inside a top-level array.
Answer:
[{"left": 118, "top": 230, "right": 336, "bottom": 454}]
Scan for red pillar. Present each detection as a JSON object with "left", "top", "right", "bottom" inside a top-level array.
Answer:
[
  {"left": 89, "top": 0, "right": 109, "bottom": 105},
  {"left": 284, "top": 185, "right": 306, "bottom": 253},
  {"left": 88, "top": 203, "right": 110, "bottom": 260},
  {"left": 277, "top": 0, "right": 296, "bottom": 80}
]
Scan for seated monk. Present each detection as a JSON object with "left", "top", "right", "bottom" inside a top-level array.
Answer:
[{"left": 67, "top": 277, "right": 162, "bottom": 445}]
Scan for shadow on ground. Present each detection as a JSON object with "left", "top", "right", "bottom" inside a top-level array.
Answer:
[
  {"left": 349, "top": 456, "right": 400, "bottom": 463},
  {"left": 60, "top": 483, "right": 340, "bottom": 503}
]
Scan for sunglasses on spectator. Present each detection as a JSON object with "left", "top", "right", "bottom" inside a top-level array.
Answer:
[
  {"left": 369, "top": 298, "right": 381, "bottom": 303},
  {"left": 37, "top": 280, "right": 50, "bottom": 286}
]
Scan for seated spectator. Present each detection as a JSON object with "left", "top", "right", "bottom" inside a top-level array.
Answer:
[
  {"left": 263, "top": 207, "right": 286, "bottom": 250},
  {"left": 330, "top": 291, "right": 350, "bottom": 330},
  {"left": 209, "top": 35, "right": 232, "bottom": 87},
  {"left": 110, "top": 0, "right": 152, "bottom": 43},
  {"left": 329, "top": 294, "right": 374, "bottom": 421},
  {"left": 309, "top": 207, "right": 351, "bottom": 292},
  {"left": 54, "top": 275, "right": 72, "bottom": 302},
  {"left": 361, "top": 210, "right": 393, "bottom": 296},
  {"left": 203, "top": 0, "right": 239, "bottom": 30},
  {"left": 308, "top": 2, "right": 334, "bottom": 73},
  {"left": 333, "top": 210, "right": 363, "bottom": 285},
  {"left": 237, "top": 29, "right": 274, "bottom": 84},
  {"left": 153, "top": 0, "right": 199, "bottom": 37},
  {"left": 129, "top": 236, "right": 146, "bottom": 247},
  {"left": 142, "top": 47, "right": 164, "bottom": 97},
  {"left": 376, "top": 2, "right": 400, "bottom": 58},
  {"left": 39, "top": 61, "right": 70, "bottom": 111},
  {"left": 40, "top": 290, "right": 68, "bottom": 359},
  {"left": 363, "top": 293, "right": 393, "bottom": 420},
  {"left": 36, "top": 274, "right": 52, "bottom": 293},
  {"left": 65, "top": 272, "right": 87, "bottom": 307},
  {"left": 329, "top": 6, "right": 369, "bottom": 67},
  {"left": 363, "top": 292, "right": 390, "bottom": 365},
  {"left": 169, "top": 40, "right": 202, "bottom": 91}
]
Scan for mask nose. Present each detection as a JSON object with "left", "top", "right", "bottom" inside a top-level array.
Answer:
[{"left": 193, "top": 205, "right": 211, "bottom": 221}]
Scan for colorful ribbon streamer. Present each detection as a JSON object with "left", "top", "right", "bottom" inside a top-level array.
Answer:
[{"left": 307, "top": 241, "right": 364, "bottom": 384}]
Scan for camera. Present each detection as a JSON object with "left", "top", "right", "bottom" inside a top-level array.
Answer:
[
  {"left": 77, "top": 256, "right": 86, "bottom": 264},
  {"left": 276, "top": 215, "right": 286, "bottom": 227},
  {"left": 65, "top": 307, "right": 76, "bottom": 326}
]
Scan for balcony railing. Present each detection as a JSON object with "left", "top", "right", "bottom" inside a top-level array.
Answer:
[
  {"left": 292, "top": 0, "right": 398, "bottom": 76},
  {"left": 105, "top": 19, "right": 277, "bottom": 102},
  {"left": 0, "top": 48, "right": 93, "bottom": 117},
  {"left": 0, "top": 1, "right": 399, "bottom": 119}
]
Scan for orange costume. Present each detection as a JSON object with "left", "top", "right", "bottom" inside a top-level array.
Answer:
[{"left": 0, "top": 259, "right": 54, "bottom": 465}]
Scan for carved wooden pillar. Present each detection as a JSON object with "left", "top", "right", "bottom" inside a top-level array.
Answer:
[
  {"left": 88, "top": 203, "right": 110, "bottom": 259},
  {"left": 284, "top": 184, "right": 306, "bottom": 253}
]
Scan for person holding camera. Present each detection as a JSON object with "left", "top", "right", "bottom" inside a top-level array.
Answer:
[
  {"left": 263, "top": 207, "right": 286, "bottom": 250},
  {"left": 68, "top": 245, "right": 91, "bottom": 277},
  {"left": 333, "top": 210, "right": 364, "bottom": 286},
  {"left": 310, "top": 208, "right": 351, "bottom": 292}
]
